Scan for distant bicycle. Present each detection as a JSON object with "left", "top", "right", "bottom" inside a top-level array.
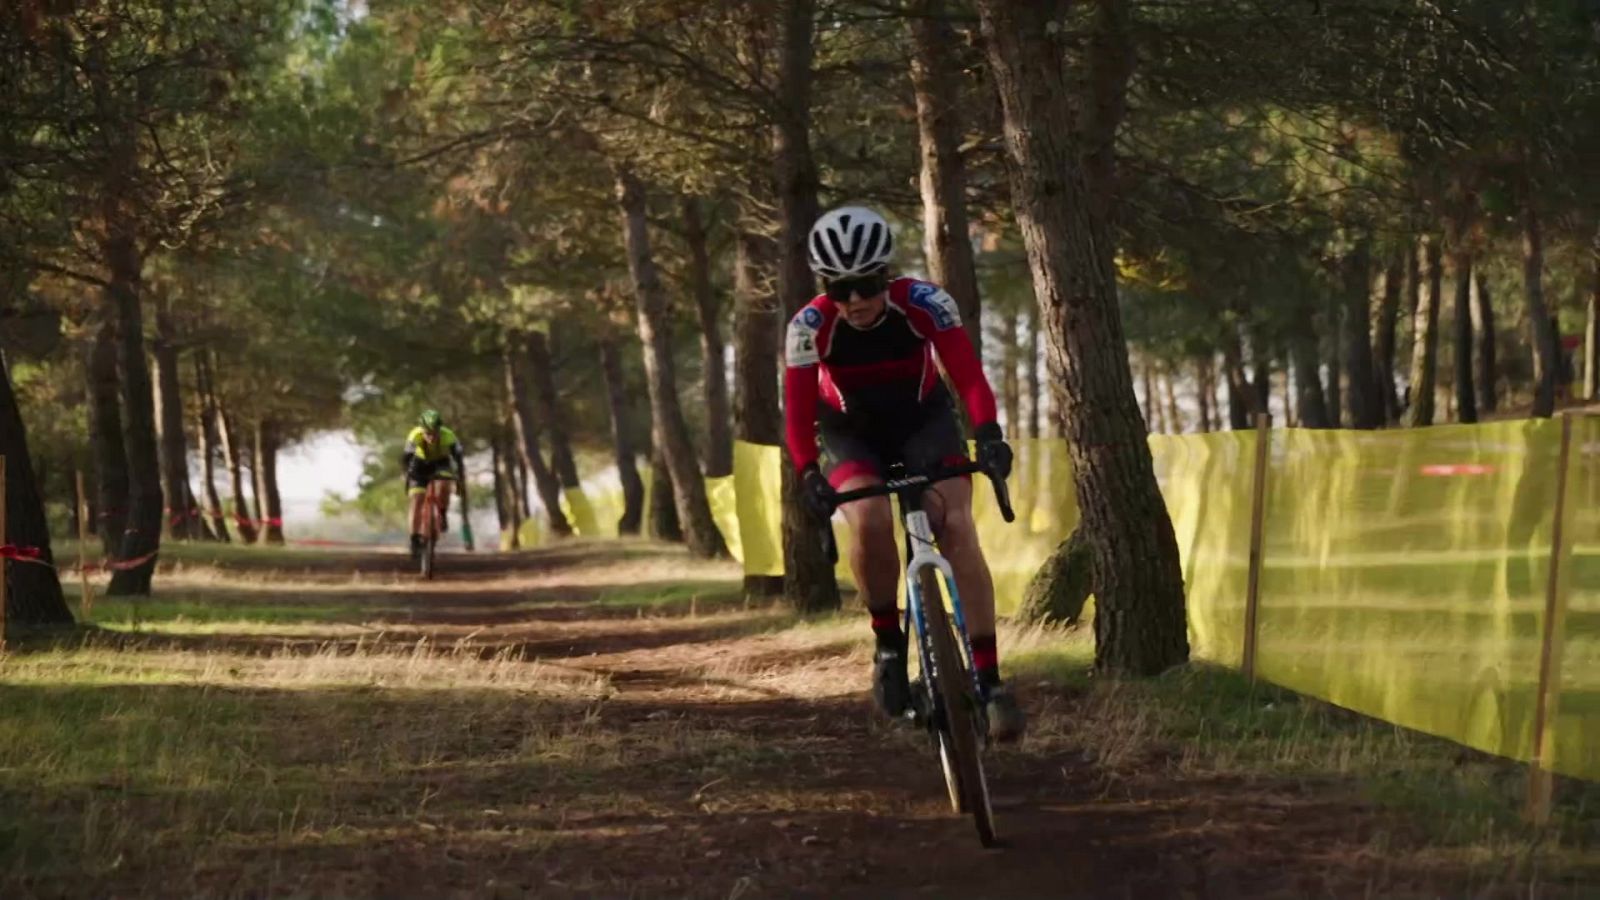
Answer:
[
  {"left": 416, "top": 475, "right": 449, "bottom": 580},
  {"left": 823, "top": 459, "right": 1015, "bottom": 847}
]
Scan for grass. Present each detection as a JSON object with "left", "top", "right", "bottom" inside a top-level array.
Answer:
[
  {"left": 7, "top": 540, "right": 1600, "bottom": 894},
  {"left": 1008, "top": 626, "right": 1600, "bottom": 889}
]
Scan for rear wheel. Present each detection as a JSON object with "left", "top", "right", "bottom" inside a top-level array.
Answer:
[{"left": 920, "top": 566, "right": 995, "bottom": 847}]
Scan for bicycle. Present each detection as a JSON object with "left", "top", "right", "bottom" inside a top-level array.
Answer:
[
  {"left": 823, "top": 459, "right": 1015, "bottom": 847},
  {"left": 415, "top": 475, "right": 452, "bottom": 580}
]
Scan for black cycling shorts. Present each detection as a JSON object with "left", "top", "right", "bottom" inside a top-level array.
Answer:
[
  {"left": 818, "top": 396, "right": 970, "bottom": 489},
  {"left": 407, "top": 458, "right": 455, "bottom": 493}
]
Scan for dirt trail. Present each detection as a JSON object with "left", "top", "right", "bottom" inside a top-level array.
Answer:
[{"left": 50, "top": 544, "right": 1458, "bottom": 898}]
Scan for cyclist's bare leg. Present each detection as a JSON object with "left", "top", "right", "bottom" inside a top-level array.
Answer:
[
  {"left": 408, "top": 491, "right": 426, "bottom": 534},
  {"left": 437, "top": 480, "right": 454, "bottom": 517},
  {"left": 924, "top": 477, "right": 996, "bottom": 640},
  {"left": 836, "top": 475, "right": 900, "bottom": 614}
]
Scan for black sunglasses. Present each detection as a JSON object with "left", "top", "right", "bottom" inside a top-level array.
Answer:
[{"left": 825, "top": 271, "right": 888, "bottom": 304}]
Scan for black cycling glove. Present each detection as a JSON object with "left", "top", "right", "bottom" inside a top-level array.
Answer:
[
  {"left": 975, "top": 422, "right": 1013, "bottom": 480},
  {"left": 800, "top": 463, "right": 838, "bottom": 521}
]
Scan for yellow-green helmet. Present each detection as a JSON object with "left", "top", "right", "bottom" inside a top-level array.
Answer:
[{"left": 419, "top": 409, "right": 443, "bottom": 431}]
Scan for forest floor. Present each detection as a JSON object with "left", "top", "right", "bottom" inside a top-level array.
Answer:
[{"left": 3, "top": 540, "right": 1599, "bottom": 898}]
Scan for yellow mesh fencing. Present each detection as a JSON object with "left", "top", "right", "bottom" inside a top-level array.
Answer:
[
  {"left": 509, "top": 425, "right": 1598, "bottom": 781},
  {"left": 714, "top": 426, "right": 1599, "bottom": 782}
]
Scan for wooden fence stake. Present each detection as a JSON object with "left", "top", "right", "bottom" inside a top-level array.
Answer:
[
  {"left": 1528, "top": 414, "right": 1578, "bottom": 825},
  {"left": 76, "top": 470, "right": 93, "bottom": 620},
  {"left": 1242, "top": 413, "right": 1271, "bottom": 682}
]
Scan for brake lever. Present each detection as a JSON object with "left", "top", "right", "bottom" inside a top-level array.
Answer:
[{"left": 989, "top": 469, "right": 1016, "bottom": 524}]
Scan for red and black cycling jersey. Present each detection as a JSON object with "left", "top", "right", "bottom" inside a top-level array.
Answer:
[{"left": 783, "top": 277, "right": 998, "bottom": 471}]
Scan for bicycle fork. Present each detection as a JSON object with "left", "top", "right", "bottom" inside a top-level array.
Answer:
[{"left": 902, "top": 509, "right": 987, "bottom": 727}]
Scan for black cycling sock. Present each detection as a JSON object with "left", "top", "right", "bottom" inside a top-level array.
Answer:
[{"left": 869, "top": 608, "right": 904, "bottom": 651}]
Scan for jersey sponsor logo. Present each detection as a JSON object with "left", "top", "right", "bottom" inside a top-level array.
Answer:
[
  {"left": 786, "top": 311, "right": 821, "bottom": 366},
  {"left": 907, "top": 281, "right": 961, "bottom": 331}
]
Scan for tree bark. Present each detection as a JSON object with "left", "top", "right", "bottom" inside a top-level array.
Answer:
[
  {"left": 216, "top": 405, "right": 256, "bottom": 544},
  {"left": 1585, "top": 232, "right": 1599, "bottom": 400},
  {"left": 490, "top": 435, "right": 509, "bottom": 538},
  {"left": 1326, "top": 298, "right": 1343, "bottom": 428},
  {"left": 1194, "top": 356, "right": 1213, "bottom": 432},
  {"left": 1223, "top": 327, "right": 1252, "bottom": 429},
  {"left": 771, "top": 0, "right": 839, "bottom": 610},
  {"left": 1343, "top": 244, "right": 1383, "bottom": 429},
  {"left": 1451, "top": 251, "right": 1478, "bottom": 423},
  {"left": 614, "top": 166, "right": 727, "bottom": 559},
  {"left": 1372, "top": 254, "right": 1404, "bottom": 424},
  {"left": 526, "top": 330, "right": 581, "bottom": 489},
  {"left": 192, "top": 354, "right": 228, "bottom": 541},
  {"left": 1291, "top": 325, "right": 1330, "bottom": 429},
  {"left": 909, "top": 0, "right": 982, "bottom": 355},
  {"left": 1405, "top": 237, "right": 1443, "bottom": 428},
  {"left": 152, "top": 292, "right": 197, "bottom": 540},
  {"left": 1001, "top": 305, "right": 1021, "bottom": 432},
  {"left": 253, "top": 420, "right": 284, "bottom": 545},
  {"left": 732, "top": 225, "right": 784, "bottom": 597},
  {"left": 1025, "top": 301, "right": 1042, "bottom": 437},
  {"left": 1471, "top": 271, "right": 1496, "bottom": 414},
  {"left": 503, "top": 345, "right": 572, "bottom": 537},
  {"left": 1523, "top": 201, "right": 1558, "bottom": 418},
  {"left": 1162, "top": 369, "right": 1181, "bottom": 433},
  {"left": 599, "top": 333, "right": 646, "bottom": 536},
  {"left": 683, "top": 196, "right": 734, "bottom": 478},
  {"left": 1, "top": 347, "right": 73, "bottom": 628},
  {"left": 85, "top": 312, "right": 127, "bottom": 555},
  {"left": 1141, "top": 360, "right": 1162, "bottom": 433},
  {"left": 978, "top": 0, "right": 1187, "bottom": 675},
  {"left": 104, "top": 213, "right": 162, "bottom": 596},
  {"left": 648, "top": 445, "right": 683, "bottom": 542}
]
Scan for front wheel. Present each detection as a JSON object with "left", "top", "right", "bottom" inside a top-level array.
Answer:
[
  {"left": 920, "top": 566, "right": 995, "bottom": 847},
  {"left": 420, "top": 486, "right": 439, "bottom": 580}
]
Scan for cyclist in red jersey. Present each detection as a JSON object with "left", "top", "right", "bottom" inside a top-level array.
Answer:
[{"left": 784, "top": 205, "right": 1025, "bottom": 742}]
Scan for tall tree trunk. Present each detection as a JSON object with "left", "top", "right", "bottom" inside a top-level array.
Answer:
[
  {"left": 1472, "top": 271, "right": 1497, "bottom": 414},
  {"left": 1344, "top": 243, "right": 1383, "bottom": 429},
  {"left": 1372, "top": 254, "right": 1404, "bottom": 424},
  {"left": 599, "top": 333, "right": 646, "bottom": 536},
  {"left": 1, "top": 346, "right": 73, "bottom": 628},
  {"left": 216, "top": 405, "right": 257, "bottom": 544},
  {"left": 1585, "top": 232, "right": 1599, "bottom": 400},
  {"left": 85, "top": 312, "right": 127, "bottom": 555},
  {"left": 1194, "top": 356, "right": 1213, "bottom": 432},
  {"left": 1026, "top": 301, "right": 1042, "bottom": 437},
  {"left": 254, "top": 420, "right": 284, "bottom": 545},
  {"left": 152, "top": 293, "right": 196, "bottom": 540},
  {"left": 1223, "top": 327, "right": 1252, "bottom": 429},
  {"left": 1140, "top": 360, "right": 1161, "bottom": 433},
  {"left": 1291, "top": 325, "right": 1331, "bottom": 429},
  {"left": 1325, "top": 295, "right": 1343, "bottom": 427},
  {"left": 648, "top": 446, "right": 683, "bottom": 542},
  {"left": 104, "top": 213, "right": 162, "bottom": 597},
  {"left": 1162, "top": 369, "right": 1181, "bottom": 433},
  {"left": 683, "top": 196, "right": 734, "bottom": 477},
  {"left": 526, "top": 331, "right": 581, "bottom": 489},
  {"left": 1250, "top": 338, "right": 1273, "bottom": 423},
  {"left": 1001, "top": 305, "right": 1021, "bottom": 432},
  {"left": 490, "top": 436, "right": 509, "bottom": 538},
  {"left": 1405, "top": 237, "right": 1443, "bottom": 427},
  {"left": 503, "top": 346, "right": 572, "bottom": 537},
  {"left": 1452, "top": 252, "right": 1478, "bottom": 423},
  {"left": 909, "top": 0, "right": 982, "bottom": 355},
  {"left": 614, "top": 166, "right": 727, "bottom": 559},
  {"left": 733, "top": 225, "right": 785, "bottom": 597},
  {"left": 1524, "top": 200, "right": 1558, "bottom": 418},
  {"left": 978, "top": 0, "right": 1187, "bottom": 674},
  {"left": 771, "top": 0, "right": 839, "bottom": 611},
  {"left": 193, "top": 354, "right": 228, "bottom": 542}
]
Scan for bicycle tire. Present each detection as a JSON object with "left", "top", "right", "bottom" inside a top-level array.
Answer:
[{"left": 919, "top": 566, "right": 996, "bottom": 847}]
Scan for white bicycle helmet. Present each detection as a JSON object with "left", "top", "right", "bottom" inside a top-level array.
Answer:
[{"left": 808, "top": 206, "right": 895, "bottom": 279}]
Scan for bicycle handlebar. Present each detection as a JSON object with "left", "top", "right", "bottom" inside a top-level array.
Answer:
[{"left": 818, "top": 461, "right": 1015, "bottom": 564}]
